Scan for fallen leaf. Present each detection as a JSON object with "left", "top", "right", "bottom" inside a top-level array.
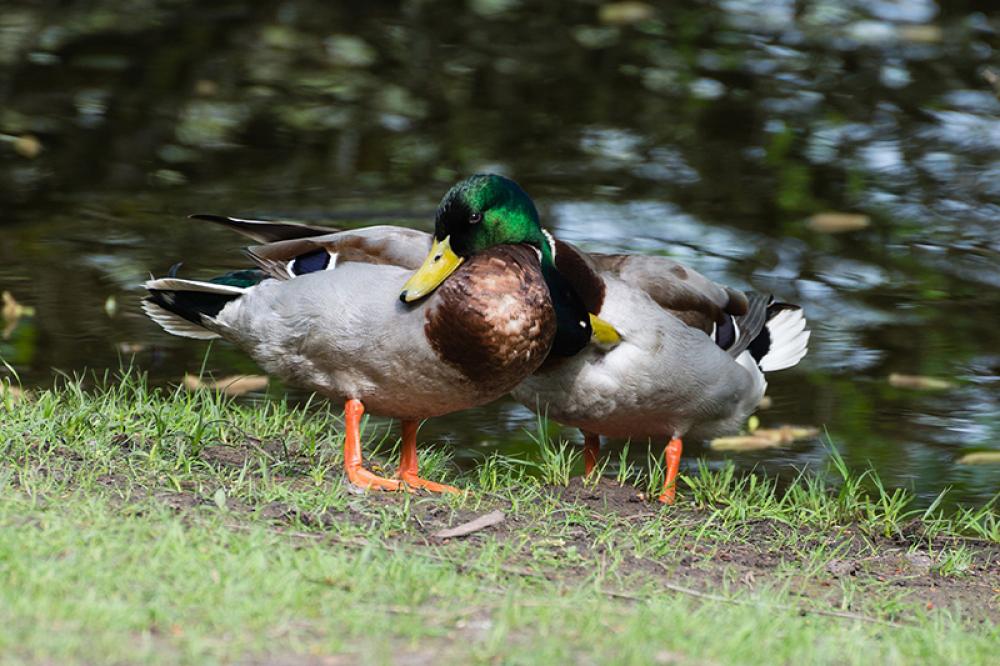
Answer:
[
  {"left": 2, "top": 291, "right": 35, "bottom": 339},
  {"left": 183, "top": 373, "right": 269, "bottom": 396},
  {"left": 807, "top": 212, "right": 871, "bottom": 234},
  {"left": 432, "top": 510, "right": 505, "bottom": 540},
  {"left": 13, "top": 134, "right": 42, "bottom": 159},
  {"left": 898, "top": 24, "right": 942, "bottom": 44},
  {"left": 116, "top": 342, "right": 147, "bottom": 354},
  {"left": 2, "top": 291, "right": 34, "bottom": 321},
  {"left": 956, "top": 452, "right": 1000, "bottom": 465},
  {"left": 195, "top": 79, "right": 218, "bottom": 96},
  {"left": 710, "top": 426, "right": 819, "bottom": 451},
  {"left": 599, "top": 2, "right": 654, "bottom": 25},
  {"left": 888, "top": 373, "right": 955, "bottom": 391}
]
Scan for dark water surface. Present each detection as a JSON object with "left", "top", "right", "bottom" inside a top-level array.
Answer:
[{"left": 2, "top": 0, "right": 999, "bottom": 506}]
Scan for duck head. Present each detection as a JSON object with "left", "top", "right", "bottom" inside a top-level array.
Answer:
[
  {"left": 400, "top": 174, "right": 545, "bottom": 301},
  {"left": 401, "top": 174, "right": 620, "bottom": 356}
]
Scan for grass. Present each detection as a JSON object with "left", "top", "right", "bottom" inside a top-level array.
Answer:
[{"left": 1, "top": 371, "right": 999, "bottom": 665}]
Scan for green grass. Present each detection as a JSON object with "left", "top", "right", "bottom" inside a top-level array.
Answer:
[{"left": 1, "top": 372, "right": 998, "bottom": 665}]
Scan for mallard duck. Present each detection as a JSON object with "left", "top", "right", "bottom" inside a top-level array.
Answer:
[
  {"left": 511, "top": 241, "right": 810, "bottom": 503},
  {"left": 141, "top": 175, "right": 614, "bottom": 493}
]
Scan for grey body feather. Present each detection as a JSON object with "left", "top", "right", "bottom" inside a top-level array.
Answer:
[
  {"left": 145, "top": 223, "right": 550, "bottom": 421},
  {"left": 513, "top": 253, "right": 806, "bottom": 441},
  {"left": 513, "top": 275, "right": 764, "bottom": 439},
  {"left": 209, "top": 263, "right": 502, "bottom": 419}
]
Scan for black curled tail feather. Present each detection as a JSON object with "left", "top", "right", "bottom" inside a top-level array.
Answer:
[
  {"left": 715, "top": 294, "right": 809, "bottom": 374},
  {"left": 714, "top": 293, "right": 769, "bottom": 358},
  {"left": 146, "top": 289, "right": 237, "bottom": 324}
]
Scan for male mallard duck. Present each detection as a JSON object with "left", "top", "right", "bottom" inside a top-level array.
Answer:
[
  {"left": 142, "top": 175, "right": 613, "bottom": 493},
  {"left": 511, "top": 241, "right": 810, "bottom": 503}
]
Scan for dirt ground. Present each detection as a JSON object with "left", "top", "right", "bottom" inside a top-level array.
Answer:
[{"left": 104, "top": 443, "right": 1000, "bottom": 627}]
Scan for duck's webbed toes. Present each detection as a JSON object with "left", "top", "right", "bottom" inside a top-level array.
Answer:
[
  {"left": 398, "top": 473, "right": 459, "bottom": 494},
  {"left": 346, "top": 466, "right": 403, "bottom": 492}
]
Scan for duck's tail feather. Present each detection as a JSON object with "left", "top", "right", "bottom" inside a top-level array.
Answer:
[
  {"left": 190, "top": 214, "right": 334, "bottom": 243},
  {"left": 142, "top": 275, "right": 256, "bottom": 340},
  {"left": 748, "top": 302, "right": 810, "bottom": 372}
]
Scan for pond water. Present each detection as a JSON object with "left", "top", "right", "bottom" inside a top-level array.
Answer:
[{"left": 2, "top": 0, "right": 999, "bottom": 507}]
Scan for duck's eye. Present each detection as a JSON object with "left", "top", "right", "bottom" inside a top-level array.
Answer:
[{"left": 469, "top": 212, "right": 482, "bottom": 224}]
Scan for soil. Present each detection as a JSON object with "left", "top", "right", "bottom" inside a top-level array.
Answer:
[{"left": 78, "top": 441, "right": 1000, "bottom": 625}]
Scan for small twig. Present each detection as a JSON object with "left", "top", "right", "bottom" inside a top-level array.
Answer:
[{"left": 433, "top": 510, "right": 505, "bottom": 540}]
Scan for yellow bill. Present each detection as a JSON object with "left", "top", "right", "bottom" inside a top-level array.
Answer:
[
  {"left": 589, "top": 313, "right": 622, "bottom": 346},
  {"left": 400, "top": 236, "right": 464, "bottom": 303}
]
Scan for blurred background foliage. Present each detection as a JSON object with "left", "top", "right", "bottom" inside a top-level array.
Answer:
[{"left": 1, "top": 0, "right": 999, "bottom": 505}]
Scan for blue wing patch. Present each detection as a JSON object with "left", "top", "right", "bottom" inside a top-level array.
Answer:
[{"left": 289, "top": 249, "right": 331, "bottom": 276}]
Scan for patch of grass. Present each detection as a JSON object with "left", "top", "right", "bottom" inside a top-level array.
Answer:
[
  {"left": 524, "top": 412, "right": 581, "bottom": 486},
  {"left": 933, "top": 545, "right": 975, "bottom": 578},
  {"left": 1, "top": 372, "right": 998, "bottom": 665}
]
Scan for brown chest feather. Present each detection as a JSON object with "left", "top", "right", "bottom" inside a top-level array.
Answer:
[{"left": 425, "top": 244, "right": 556, "bottom": 391}]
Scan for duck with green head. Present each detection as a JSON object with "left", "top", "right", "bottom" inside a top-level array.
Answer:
[
  {"left": 142, "top": 174, "right": 615, "bottom": 493},
  {"left": 397, "top": 173, "right": 809, "bottom": 505}
]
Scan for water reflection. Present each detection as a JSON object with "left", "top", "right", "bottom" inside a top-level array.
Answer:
[{"left": 2, "top": 0, "right": 999, "bottom": 506}]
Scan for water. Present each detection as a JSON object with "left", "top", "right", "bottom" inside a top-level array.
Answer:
[{"left": 2, "top": 0, "right": 999, "bottom": 506}]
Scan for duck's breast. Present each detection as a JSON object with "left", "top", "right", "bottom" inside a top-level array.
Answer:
[{"left": 423, "top": 244, "right": 556, "bottom": 397}]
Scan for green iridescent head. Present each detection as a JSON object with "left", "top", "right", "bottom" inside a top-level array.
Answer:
[{"left": 433, "top": 174, "right": 551, "bottom": 260}]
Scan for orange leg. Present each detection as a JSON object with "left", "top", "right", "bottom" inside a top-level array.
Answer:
[
  {"left": 583, "top": 430, "right": 600, "bottom": 476},
  {"left": 343, "top": 399, "right": 401, "bottom": 492},
  {"left": 396, "top": 419, "right": 459, "bottom": 494},
  {"left": 659, "top": 437, "right": 683, "bottom": 505}
]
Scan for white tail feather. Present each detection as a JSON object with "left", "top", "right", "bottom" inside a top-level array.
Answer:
[
  {"left": 758, "top": 308, "right": 810, "bottom": 372},
  {"left": 141, "top": 300, "right": 220, "bottom": 340},
  {"left": 143, "top": 277, "right": 246, "bottom": 295},
  {"left": 737, "top": 350, "right": 768, "bottom": 397}
]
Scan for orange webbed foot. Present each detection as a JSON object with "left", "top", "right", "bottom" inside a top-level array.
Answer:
[
  {"left": 342, "top": 398, "right": 402, "bottom": 492},
  {"left": 346, "top": 465, "right": 403, "bottom": 492},
  {"left": 395, "top": 419, "right": 459, "bottom": 494},
  {"left": 398, "top": 473, "right": 459, "bottom": 494}
]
